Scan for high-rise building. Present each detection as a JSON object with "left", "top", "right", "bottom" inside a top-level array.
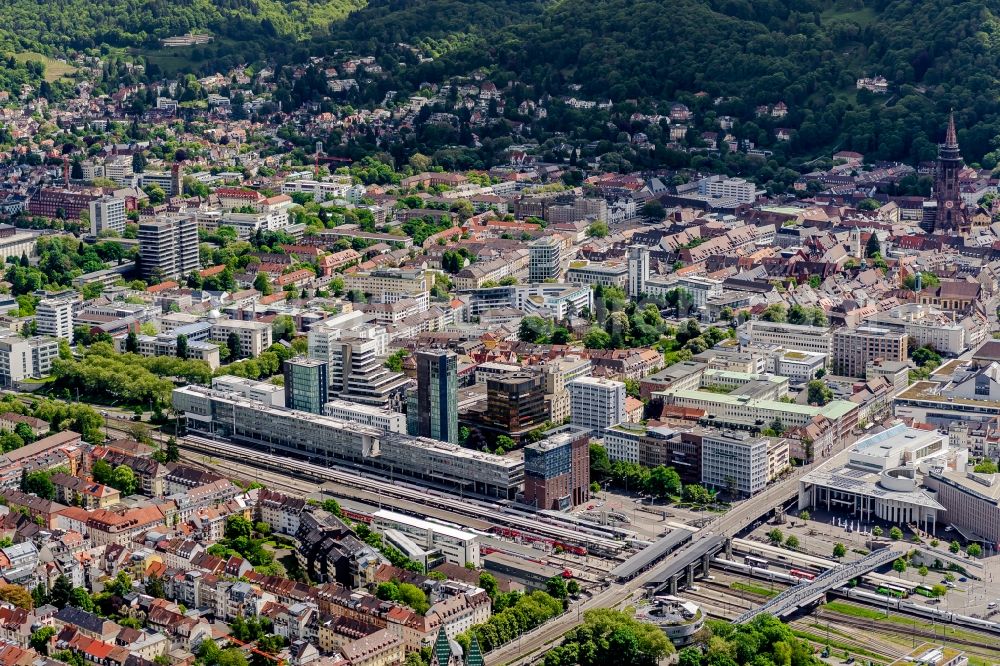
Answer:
[
  {"left": 138, "top": 215, "right": 199, "bottom": 280},
  {"left": 832, "top": 326, "right": 907, "bottom": 378},
  {"left": 523, "top": 425, "right": 590, "bottom": 510},
  {"left": 568, "top": 376, "right": 626, "bottom": 438},
  {"left": 408, "top": 350, "right": 458, "bottom": 443},
  {"left": 89, "top": 197, "right": 127, "bottom": 237},
  {"left": 284, "top": 357, "right": 329, "bottom": 414},
  {"left": 701, "top": 429, "right": 770, "bottom": 497},
  {"left": 35, "top": 293, "right": 74, "bottom": 341},
  {"left": 528, "top": 236, "right": 562, "bottom": 283},
  {"left": 308, "top": 311, "right": 409, "bottom": 409},
  {"left": 481, "top": 372, "right": 548, "bottom": 441},
  {"left": 627, "top": 245, "right": 649, "bottom": 296}
]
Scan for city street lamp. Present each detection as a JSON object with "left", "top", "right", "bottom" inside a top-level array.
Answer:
[{"left": 101, "top": 410, "right": 108, "bottom": 441}]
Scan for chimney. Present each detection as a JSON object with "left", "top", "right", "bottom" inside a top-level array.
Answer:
[{"left": 171, "top": 163, "right": 181, "bottom": 198}]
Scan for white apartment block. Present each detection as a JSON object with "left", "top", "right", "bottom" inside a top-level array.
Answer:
[
  {"left": 211, "top": 375, "right": 285, "bottom": 407},
  {"left": 372, "top": 509, "right": 480, "bottom": 567},
  {"left": 453, "top": 251, "right": 530, "bottom": 290},
  {"left": 342, "top": 269, "right": 432, "bottom": 302},
  {"left": 105, "top": 157, "right": 134, "bottom": 185},
  {"left": 744, "top": 320, "right": 834, "bottom": 357},
  {"left": 138, "top": 215, "right": 199, "bottom": 280},
  {"left": 769, "top": 350, "right": 826, "bottom": 382},
  {"left": 645, "top": 275, "right": 723, "bottom": 309},
  {"left": 565, "top": 261, "right": 628, "bottom": 290},
  {"left": 697, "top": 175, "right": 757, "bottom": 205},
  {"left": 322, "top": 399, "right": 406, "bottom": 432},
  {"left": 0, "top": 335, "right": 59, "bottom": 386},
  {"left": 701, "top": 430, "right": 769, "bottom": 497},
  {"left": 89, "top": 197, "right": 127, "bottom": 236},
  {"left": 568, "top": 376, "right": 626, "bottom": 438},
  {"left": 208, "top": 319, "right": 273, "bottom": 358},
  {"left": 280, "top": 179, "right": 352, "bottom": 202},
  {"left": 35, "top": 295, "right": 74, "bottom": 341},
  {"left": 115, "top": 333, "right": 221, "bottom": 370},
  {"left": 602, "top": 424, "right": 642, "bottom": 464}
]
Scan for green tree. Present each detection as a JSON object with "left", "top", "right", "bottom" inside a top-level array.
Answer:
[
  {"left": 949, "top": 540, "right": 961, "bottom": 553},
  {"left": 226, "top": 332, "right": 243, "bottom": 361},
  {"left": 49, "top": 574, "right": 73, "bottom": 609},
  {"left": 973, "top": 459, "right": 999, "bottom": 474},
  {"left": 806, "top": 380, "right": 833, "bottom": 406},
  {"left": 967, "top": 543, "right": 982, "bottom": 558},
  {"left": 583, "top": 327, "right": 611, "bottom": 349},
  {"left": 165, "top": 437, "right": 180, "bottom": 463},
  {"left": 397, "top": 583, "right": 429, "bottom": 615},
  {"left": 918, "top": 565, "right": 929, "bottom": 577},
  {"left": 253, "top": 273, "right": 273, "bottom": 296},
  {"left": 176, "top": 334, "right": 189, "bottom": 360},
  {"left": 893, "top": 557, "right": 907, "bottom": 576},
  {"left": 785, "top": 535, "right": 799, "bottom": 550},
  {"left": 641, "top": 199, "right": 665, "bottom": 221},
  {"left": 833, "top": 543, "right": 847, "bottom": 558},
  {"left": 889, "top": 526, "right": 903, "bottom": 541},
  {"left": 798, "top": 510, "right": 810, "bottom": 521},
  {"left": 29, "top": 627, "right": 55, "bottom": 655},
  {"left": 111, "top": 465, "right": 137, "bottom": 496},
  {"left": 69, "top": 587, "right": 94, "bottom": 612},
  {"left": 145, "top": 184, "right": 166, "bottom": 205},
  {"left": 767, "top": 528, "right": 783, "bottom": 544},
  {"left": 125, "top": 330, "right": 139, "bottom": 353},
  {"left": 872, "top": 526, "right": 883, "bottom": 538},
  {"left": 105, "top": 571, "right": 132, "bottom": 597},
  {"left": 225, "top": 515, "right": 254, "bottom": 541},
  {"left": 865, "top": 232, "right": 881, "bottom": 258},
  {"left": 479, "top": 572, "right": 499, "bottom": 601},
  {"left": 759, "top": 304, "right": 787, "bottom": 323},
  {"left": 545, "top": 576, "right": 567, "bottom": 600},
  {"left": 646, "top": 466, "right": 681, "bottom": 498},
  {"left": 22, "top": 471, "right": 55, "bottom": 499},
  {"left": 518, "top": 316, "right": 551, "bottom": 343},
  {"left": 586, "top": 221, "right": 609, "bottom": 238},
  {"left": 146, "top": 575, "right": 166, "bottom": 599}
]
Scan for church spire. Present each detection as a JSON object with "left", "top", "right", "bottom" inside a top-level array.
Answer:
[{"left": 945, "top": 110, "right": 957, "bottom": 147}]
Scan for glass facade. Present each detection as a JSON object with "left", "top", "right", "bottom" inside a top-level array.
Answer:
[{"left": 284, "top": 358, "right": 328, "bottom": 414}]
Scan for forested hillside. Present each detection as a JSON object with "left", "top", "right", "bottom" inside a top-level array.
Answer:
[
  {"left": 0, "top": 0, "right": 364, "bottom": 53},
  {"left": 5, "top": 0, "right": 1000, "bottom": 167},
  {"left": 321, "top": 0, "right": 1000, "bottom": 165}
]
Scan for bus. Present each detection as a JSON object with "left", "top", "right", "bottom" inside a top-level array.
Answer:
[
  {"left": 877, "top": 584, "right": 909, "bottom": 598},
  {"left": 789, "top": 569, "right": 817, "bottom": 581},
  {"left": 745, "top": 556, "right": 769, "bottom": 569},
  {"left": 915, "top": 584, "right": 936, "bottom": 598}
]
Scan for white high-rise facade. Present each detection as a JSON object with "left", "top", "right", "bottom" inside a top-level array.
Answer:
[
  {"left": 627, "top": 244, "right": 649, "bottom": 296},
  {"left": 568, "top": 376, "right": 626, "bottom": 438}
]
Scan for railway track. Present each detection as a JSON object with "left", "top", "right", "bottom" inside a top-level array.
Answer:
[
  {"left": 685, "top": 580, "right": 908, "bottom": 663},
  {"left": 816, "top": 608, "right": 1000, "bottom": 663},
  {"left": 177, "top": 434, "right": 630, "bottom": 556}
]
